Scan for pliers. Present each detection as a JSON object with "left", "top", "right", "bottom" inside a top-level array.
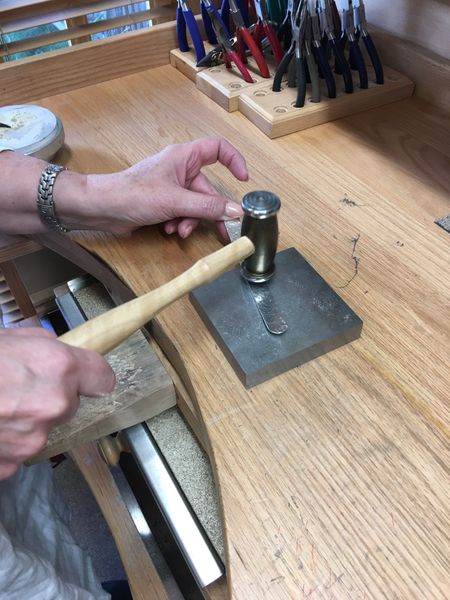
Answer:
[
  {"left": 272, "top": 0, "right": 308, "bottom": 108},
  {"left": 176, "top": 0, "right": 206, "bottom": 62},
  {"left": 203, "top": 0, "right": 231, "bottom": 43},
  {"left": 356, "top": 0, "right": 383, "bottom": 84},
  {"left": 309, "top": 2, "right": 336, "bottom": 98},
  {"left": 230, "top": 0, "right": 271, "bottom": 78},
  {"left": 342, "top": 0, "right": 368, "bottom": 89},
  {"left": 220, "top": 0, "right": 250, "bottom": 30},
  {"left": 321, "top": 0, "right": 353, "bottom": 93},
  {"left": 253, "top": 0, "right": 285, "bottom": 65},
  {"left": 208, "top": 9, "right": 255, "bottom": 83},
  {"left": 277, "top": 0, "right": 295, "bottom": 50},
  {"left": 304, "top": 11, "right": 320, "bottom": 102}
]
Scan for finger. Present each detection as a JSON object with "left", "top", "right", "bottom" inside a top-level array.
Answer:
[
  {"left": 168, "top": 189, "right": 243, "bottom": 222},
  {"left": 59, "top": 344, "right": 116, "bottom": 396},
  {"left": 190, "top": 171, "right": 221, "bottom": 196},
  {"left": 177, "top": 171, "right": 219, "bottom": 238},
  {"left": 0, "top": 327, "right": 56, "bottom": 339},
  {"left": 0, "top": 427, "right": 48, "bottom": 461},
  {"left": 177, "top": 218, "right": 199, "bottom": 238},
  {"left": 188, "top": 172, "right": 236, "bottom": 241},
  {"left": 188, "top": 137, "right": 249, "bottom": 182},
  {"left": 164, "top": 218, "right": 181, "bottom": 235},
  {"left": 0, "top": 461, "right": 18, "bottom": 480}
]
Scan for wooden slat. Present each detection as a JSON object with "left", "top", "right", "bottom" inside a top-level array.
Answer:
[
  {"left": 0, "top": 234, "right": 42, "bottom": 262},
  {"left": 0, "top": 0, "right": 173, "bottom": 34},
  {"left": 0, "top": 6, "right": 175, "bottom": 57},
  {"left": 0, "top": 0, "right": 152, "bottom": 24},
  {"left": 0, "top": 0, "right": 55, "bottom": 15},
  {"left": 0, "top": 260, "right": 36, "bottom": 320},
  {"left": 65, "top": 15, "right": 91, "bottom": 45},
  {"left": 0, "top": 18, "right": 202, "bottom": 104}
]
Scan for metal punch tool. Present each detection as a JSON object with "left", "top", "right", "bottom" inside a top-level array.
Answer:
[{"left": 225, "top": 192, "right": 288, "bottom": 336}]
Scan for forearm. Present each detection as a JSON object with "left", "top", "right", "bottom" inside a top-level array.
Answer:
[
  {"left": 0, "top": 151, "right": 91, "bottom": 234},
  {"left": 1, "top": 137, "right": 247, "bottom": 237}
]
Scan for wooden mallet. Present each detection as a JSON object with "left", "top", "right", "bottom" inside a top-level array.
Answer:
[{"left": 58, "top": 236, "right": 254, "bottom": 354}]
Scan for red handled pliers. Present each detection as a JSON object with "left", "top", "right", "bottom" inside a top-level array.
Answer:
[
  {"left": 208, "top": 8, "right": 254, "bottom": 83},
  {"left": 229, "top": 0, "right": 270, "bottom": 78},
  {"left": 252, "top": 0, "right": 285, "bottom": 65}
]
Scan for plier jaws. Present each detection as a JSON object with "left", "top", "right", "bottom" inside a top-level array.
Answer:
[
  {"left": 252, "top": 0, "right": 285, "bottom": 65},
  {"left": 356, "top": 0, "right": 384, "bottom": 84},
  {"left": 229, "top": 0, "right": 270, "bottom": 77},
  {"left": 343, "top": 0, "right": 368, "bottom": 89},
  {"left": 208, "top": 9, "right": 255, "bottom": 83},
  {"left": 176, "top": 0, "right": 206, "bottom": 62},
  {"left": 272, "top": 0, "right": 308, "bottom": 107}
]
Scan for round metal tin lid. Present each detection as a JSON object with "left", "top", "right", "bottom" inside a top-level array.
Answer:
[
  {"left": 241, "top": 191, "right": 281, "bottom": 219},
  {"left": 0, "top": 104, "right": 64, "bottom": 161}
]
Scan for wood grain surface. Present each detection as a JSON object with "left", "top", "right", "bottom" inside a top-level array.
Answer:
[
  {"left": 34, "top": 67, "right": 449, "bottom": 599},
  {"left": 0, "top": 234, "right": 41, "bottom": 263}
]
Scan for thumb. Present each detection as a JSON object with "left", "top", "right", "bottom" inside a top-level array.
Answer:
[
  {"left": 68, "top": 346, "right": 116, "bottom": 396},
  {"left": 170, "top": 189, "right": 243, "bottom": 222}
]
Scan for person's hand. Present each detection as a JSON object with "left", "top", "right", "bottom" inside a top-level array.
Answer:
[
  {"left": 0, "top": 328, "right": 115, "bottom": 480},
  {"left": 66, "top": 137, "right": 248, "bottom": 238}
]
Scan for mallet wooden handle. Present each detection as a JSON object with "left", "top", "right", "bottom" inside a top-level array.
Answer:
[{"left": 59, "top": 236, "right": 254, "bottom": 354}]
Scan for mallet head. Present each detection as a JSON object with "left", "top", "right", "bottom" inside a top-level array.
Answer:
[{"left": 240, "top": 191, "right": 281, "bottom": 283}]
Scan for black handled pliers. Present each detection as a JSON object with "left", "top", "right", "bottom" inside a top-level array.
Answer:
[
  {"left": 309, "top": 2, "right": 336, "bottom": 98},
  {"left": 321, "top": 0, "right": 353, "bottom": 93},
  {"left": 272, "top": 0, "right": 308, "bottom": 108},
  {"left": 304, "top": 10, "right": 320, "bottom": 102},
  {"left": 277, "top": 0, "right": 295, "bottom": 50},
  {"left": 342, "top": 0, "right": 368, "bottom": 89},
  {"left": 356, "top": 0, "right": 383, "bottom": 84}
]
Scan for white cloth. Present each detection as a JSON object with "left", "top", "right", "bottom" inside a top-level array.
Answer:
[{"left": 0, "top": 462, "right": 110, "bottom": 600}]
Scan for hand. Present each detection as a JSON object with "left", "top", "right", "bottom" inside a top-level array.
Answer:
[
  {"left": 0, "top": 328, "right": 115, "bottom": 480},
  {"left": 74, "top": 137, "right": 248, "bottom": 238}
]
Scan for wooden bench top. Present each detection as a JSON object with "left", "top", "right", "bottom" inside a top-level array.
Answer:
[{"left": 34, "top": 65, "right": 449, "bottom": 599}]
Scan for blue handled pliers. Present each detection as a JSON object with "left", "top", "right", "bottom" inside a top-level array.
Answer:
[{"left": 176, "top": 0, "right": 206, "bottom": 62}]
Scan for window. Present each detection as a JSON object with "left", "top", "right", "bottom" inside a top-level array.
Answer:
[{"left": 0, "top": 1, "right": 172, "bottom": 62}]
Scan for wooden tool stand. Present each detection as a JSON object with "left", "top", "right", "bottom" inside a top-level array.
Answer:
[{"left": 170, "top": 46, "right": 414, "bottom": 137}]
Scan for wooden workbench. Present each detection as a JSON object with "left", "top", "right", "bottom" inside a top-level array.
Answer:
[{"left": 16, "top": 64, "right": 450, "bottom": 598}]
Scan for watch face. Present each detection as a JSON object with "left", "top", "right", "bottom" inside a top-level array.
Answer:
[{"left": 0, "top": 104, "right": 64, "bottom": 160}]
